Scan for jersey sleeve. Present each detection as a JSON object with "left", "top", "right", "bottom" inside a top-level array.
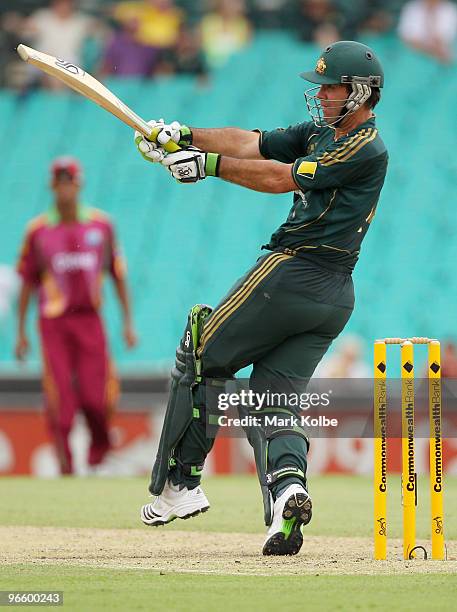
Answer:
[
  {"left": 259, "top": 122, "right": 316, "bottom": 163},
  {"left": 16, "top": 228, "right": 41, "bottom": 286},
  {"left": 105, "top": 222, "right": 126, "bottom": 280},
  {"left": 292, "top": 127, "right": 383, "bottom": 191}
]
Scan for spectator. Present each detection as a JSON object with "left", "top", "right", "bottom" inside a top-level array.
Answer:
[
  {"left": 0, "top": 12, "right": 25, "bottom": 89},
  {"left": 316, "top": 335, "right": 370, "bottom": 378},
  {"left": 23, "top": 0, "right": 101, "bottom": 89},
  {"left": 100, "top": 18, "right": 162, "bottom": 77},
  {"left": 361, "top": 0, "right": 393, "bottom": 35},
  {"left": 201, "top": 0, "right": 252, "bottom": 68},
  {"left": 333, "top": 0, "right": 393, "bottom": 39},
  {"left": 398, "top": 0, "right": 457, "bottom": 63},
  {"left": 296, "top": 0, "right": 341, "bottom": 47},
  {"left": 248, "top": 0, "right": 296, "bottom": 30},
  {"left": 113, "top": 0, "right": 182, "bottom": 49},
  {"left": 160, "top": 24, "right": 209, "bottom": 84},
  {"left": 440, "top": 341, "right": 457, "bottom": 378},
  {"left": 174, "top": 0, "right": 206, "bottom": 27}
]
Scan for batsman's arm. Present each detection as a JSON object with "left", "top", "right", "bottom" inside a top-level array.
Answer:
[
  {"left": 217, "top": 157, "right": 295, "bottom": 193},
  {"left": 191, "top": 128, "right": 264, "bottom": 160}
]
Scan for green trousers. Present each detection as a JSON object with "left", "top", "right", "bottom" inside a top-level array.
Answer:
[{"left": 169, "top": 251, "right": 354, "bottom": 497}]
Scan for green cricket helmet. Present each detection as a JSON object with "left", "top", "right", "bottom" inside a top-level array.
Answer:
[{"left": 301, "top": 40, "right": 384, "bottom": 128}]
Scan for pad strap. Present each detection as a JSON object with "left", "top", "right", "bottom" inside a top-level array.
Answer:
[
  {"left": 266, "top": 466, "right": 306, "bottom": 488},
  {"left": 170, "top": 457, "right": 204, "bottom": 477}
]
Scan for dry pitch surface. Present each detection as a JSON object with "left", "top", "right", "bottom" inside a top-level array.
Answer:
[
  {"left": 1, "top": 476, "right": 456, "bottom": 577},
  {"left": 1, "top": 526, "right": 456, "bottom": 576}
]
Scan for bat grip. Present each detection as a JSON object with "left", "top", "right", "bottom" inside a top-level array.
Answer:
[{"left": 148, "top": 127, "right": 181, "bottom": 153}]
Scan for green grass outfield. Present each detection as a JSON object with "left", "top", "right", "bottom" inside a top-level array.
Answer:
[
  {"left": 1, "top": 567, "right": 456, "bottom": 612},
  {"left": 1, "top": 475, "right": 456, "bottom": 611}
]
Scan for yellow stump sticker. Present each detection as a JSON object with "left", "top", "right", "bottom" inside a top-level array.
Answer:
[
  {"left": 428, "top": 341, "right": 444, "bottom": 559},
  {"left": 401, "top": 341, "right": 416, "bottom": 560},
  {"left": 374, "top": 341, "right": 387, "bottom": 560}
]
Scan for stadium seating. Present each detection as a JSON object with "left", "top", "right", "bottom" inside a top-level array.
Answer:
[{"left": 1, "top": 34, "right": 456, "bottom": 372}]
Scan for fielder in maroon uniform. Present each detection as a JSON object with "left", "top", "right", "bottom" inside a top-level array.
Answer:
[{"left": 15, "top": 157, "right": 136, "bottom": 474}]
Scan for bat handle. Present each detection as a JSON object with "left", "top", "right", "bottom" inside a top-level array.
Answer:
[
  {"left": 164, "top": 140, "right": 181, "bottom": 153},
  {"left": 148, "top": 126, "right": 181, "bottom": 153}
]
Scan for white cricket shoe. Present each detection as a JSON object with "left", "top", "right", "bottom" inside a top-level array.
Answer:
[
  {"left": 140, "top": 480, "right": 210, "bottom": 526},
  {"left": 262, "top": 484, "right": 312, "bottom": 556}
]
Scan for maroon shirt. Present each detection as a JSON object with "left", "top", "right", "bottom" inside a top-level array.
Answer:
[{"left": 17, "top": 206, "right": 124, "bottom": 318}]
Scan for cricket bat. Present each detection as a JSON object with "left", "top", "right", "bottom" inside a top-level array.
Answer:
[{"left": 17, "top": 44, "right": 180, "bottom": 152}]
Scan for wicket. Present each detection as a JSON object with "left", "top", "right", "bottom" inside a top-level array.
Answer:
[{"left": 373, "top": 337, "right": 444, "bottom": 560}]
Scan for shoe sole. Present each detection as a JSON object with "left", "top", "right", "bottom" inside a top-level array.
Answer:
[
  {"left": 262, "top": 491, "right": 312, "bottom": 556},
  {"left": 141, "top": 505, "right": 209, "bottom": 527}
]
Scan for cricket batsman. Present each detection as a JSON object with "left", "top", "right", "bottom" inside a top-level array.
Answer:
[
  {"left": 135, "top": 41, "right": 388, "bottom": 555},
  {"left": 15, "top": 157, "right": 137, "bottom": 474}
]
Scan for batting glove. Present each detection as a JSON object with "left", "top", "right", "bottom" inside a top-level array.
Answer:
[
  {"left": 152, "top": 120, "right": 193, "bottom": 149},
  {"left": 161, "top": 147, "right": 220, "bottom": 183},
  {"left": 134, "top": 119, "right": 167, "bottom": 163}
]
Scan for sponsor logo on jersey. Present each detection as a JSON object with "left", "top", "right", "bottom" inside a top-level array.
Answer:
[{"left": 52, "top": 252, "right": 97, "bottom": 273}]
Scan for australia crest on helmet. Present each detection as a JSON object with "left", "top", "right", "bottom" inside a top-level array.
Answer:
[{"left": 315, "top": 57, "right": 326, "bottom": 74}]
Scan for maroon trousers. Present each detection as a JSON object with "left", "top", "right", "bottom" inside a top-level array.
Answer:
[{"left": 39, "top": 311, "right": 118, "bottom": 474}]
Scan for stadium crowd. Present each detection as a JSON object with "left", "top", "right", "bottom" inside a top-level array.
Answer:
[{"left": 0, "top": 0, "right": 456, "bottom": 90}]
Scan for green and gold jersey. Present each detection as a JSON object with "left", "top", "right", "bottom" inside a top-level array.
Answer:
[{"left": 259, "top": 117, "right": 388, "bottom": 271}]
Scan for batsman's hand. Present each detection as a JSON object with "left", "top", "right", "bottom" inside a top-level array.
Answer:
[
  {"left": 161, "top": 147, "right": 220, "bottom": 183},
  {"left": 135, "top": 119, "right": 167, "bottom": 163},
  {"left": 151, "top": 120, "right": 193, "bottom": 149}
]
